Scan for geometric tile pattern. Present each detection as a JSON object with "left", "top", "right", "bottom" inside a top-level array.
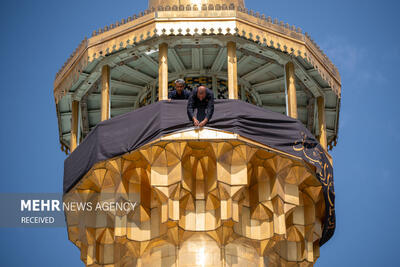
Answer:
[{"left": 64, "top": 129, "right": 324, "bottom": 266}]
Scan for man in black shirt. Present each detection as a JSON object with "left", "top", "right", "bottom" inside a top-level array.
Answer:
[
  {"left": 187, "top": 86, "right": 214, "bottom": 127},
  {"left": 168, "top": 79, "right": 190, "bottom": 100}
]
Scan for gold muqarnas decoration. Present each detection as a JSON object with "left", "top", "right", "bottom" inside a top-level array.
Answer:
[{"left": 64, "top": 129, "right": 325, "bottom": 266}]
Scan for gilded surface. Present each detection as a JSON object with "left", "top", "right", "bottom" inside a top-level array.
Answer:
[
  {"left": 53, "top": 6, "right": 341, "bottom": 103},
  {"left": 65, "top": 129, "right": 325, "bottom": 266}
]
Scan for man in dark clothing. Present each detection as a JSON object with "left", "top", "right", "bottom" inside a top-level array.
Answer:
[
  {"left": 168, "top": 79, "right": 190, "bottom": 100},
  {"left": 187, "top": 85, "right": 214, "bottom": 127}
]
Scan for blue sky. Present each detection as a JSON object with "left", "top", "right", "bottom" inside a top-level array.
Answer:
[{"left": 0, "top": 0, "right": 399, "bottom": 266}]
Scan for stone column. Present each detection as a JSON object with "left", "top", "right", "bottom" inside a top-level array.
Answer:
[
  {"left": 285, "top": 62, "right": 297, "bottom": 119},
  {"left": 317, "top": 96, "right": 328, "bottom": 150},
  {"left": 158, "top": 43, "right": 169, "bottom": 101},
  {"left": 70, "top": 100, "right": 79, "bottom": 152},
  {"left": 227, "top": 41, "right": 238, "bottom": 99},
  {"left": 101, "top": 65, "right": 110, "bottom": 121},
  {"left": 212, "top": 75, "right": 218, "bottom": 98}
]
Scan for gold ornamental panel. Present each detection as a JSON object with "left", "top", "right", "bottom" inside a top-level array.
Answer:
[{"left": 64, "top": 129, "right": 324, "bottom": 266}]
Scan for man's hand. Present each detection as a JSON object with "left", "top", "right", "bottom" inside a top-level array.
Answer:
[
  {"left": 193, "top": 117, "right": 200, "bottom": 126},
  {"left": 198, "top": 118, "right": 208, "bottom": 127}
]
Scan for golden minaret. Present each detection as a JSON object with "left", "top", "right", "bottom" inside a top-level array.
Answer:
[{"left": 55, "top": 0, "right": 340, "bottom": 266}]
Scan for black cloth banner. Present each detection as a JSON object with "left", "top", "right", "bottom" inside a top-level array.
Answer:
[{"left": 63, "top": 100, "right": 335, "bottom": 245}]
